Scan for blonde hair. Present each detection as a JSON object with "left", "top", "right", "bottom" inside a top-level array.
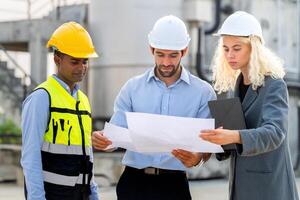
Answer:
[{"left": 211, "top": 36, "right": 285, "bottom": 94}]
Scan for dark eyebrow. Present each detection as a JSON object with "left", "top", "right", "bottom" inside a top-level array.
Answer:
[
  {"left": 157, "top": 52, "right": 179, "bottom": 55},
  {"left": 70, "top": 58, "right": 88, "bottom": 62},
  {"left": 70, "top": 58, "right": 80, "bottom": 61}
]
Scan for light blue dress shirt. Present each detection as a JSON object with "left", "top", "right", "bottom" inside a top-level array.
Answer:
[
  {"left": 21, "top": 75, "right": 99, "bottom": 200},
  {"left": 110, "top": 67, "right": 217, "bottom": 171}
]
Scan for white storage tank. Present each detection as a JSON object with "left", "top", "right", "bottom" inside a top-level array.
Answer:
[{"left": 89, "top": 0, "right": 183, "bottom": 119}]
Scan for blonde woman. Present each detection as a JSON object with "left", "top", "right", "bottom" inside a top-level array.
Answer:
[{"left": 200, "top": 11, "right": 299, "bottom": 200}]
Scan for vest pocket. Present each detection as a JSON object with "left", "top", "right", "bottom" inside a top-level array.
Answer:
[
  {"left": 52, "top": 119, "right": 58, "bottom": 143},
  {"left": 52, "top": 118, "right": 74, "bottom": 145}
]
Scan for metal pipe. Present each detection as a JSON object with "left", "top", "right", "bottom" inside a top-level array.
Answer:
[
  {"left": 297, "top": 0, "right": 300, "bottom": 81},
  {"left": 196, "top": 26, "right": 209, "bottom": 82},
  {"left": 195, "top": 0, "right": 222, "bottom": 82},
  {"left": 27, "top": 0, "right": 31, "bottom": 20},
  {"left": 205, "top": 0, "right": 221, "bottom": 35},
  {"left": 276, "top": 0, "right": 283, "bottom": 56}
]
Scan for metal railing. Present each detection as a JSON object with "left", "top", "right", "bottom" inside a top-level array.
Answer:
[
  {"left": 0, "top": 44, "right": 38, "bottom": 103},
  {"left": 27, "top": 0, "right": 90, "bottom": 19}
]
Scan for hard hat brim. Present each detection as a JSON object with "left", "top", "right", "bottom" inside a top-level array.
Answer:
[
  {"left": 62, "top": 51, "right": 99, "bottom": 58},
  {"left": 47, "top": 45, "right": 98, "bottom": 58},
  {"left": 212, "top": 32, "right": 265, "bottom": 44}
]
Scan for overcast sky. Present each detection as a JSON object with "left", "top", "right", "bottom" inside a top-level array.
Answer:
[
  {"left": 0, "top": 0, "right": 89, "bottom": 22},
  {"left": 0, "top": 1, "right": 87, "bottom": 77},
  {"left": 0, "top": 0, "right": 27, "bottom": 21}
]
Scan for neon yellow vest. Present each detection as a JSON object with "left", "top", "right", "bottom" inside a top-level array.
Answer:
[
  {"left": 37, "top": 76, "right": 92, "bottom": 148},
  {"left": 35, "top": 76, "right": 93, "bottom": 193}
]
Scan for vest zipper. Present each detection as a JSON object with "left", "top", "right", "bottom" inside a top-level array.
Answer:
[
  {"left": 76, "top": 101, "right": 87, "bottom": 187},
  {"left": 67, "top": 125, "right": 72, "bottom": 146},
  {"left": 76, "top": 101, "right": 86, "bottom": 155}
]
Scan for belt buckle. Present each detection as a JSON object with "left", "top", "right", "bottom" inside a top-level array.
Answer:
[{"left": 144, "top": 167, "right": 159, "bottom": 175}]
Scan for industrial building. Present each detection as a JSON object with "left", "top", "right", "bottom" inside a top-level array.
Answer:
[{"left": 0, "top": 0, "right": 299, "bottom": 188}]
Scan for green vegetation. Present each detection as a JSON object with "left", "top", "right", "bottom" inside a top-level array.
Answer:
[{"left": 0, "top": 118, "right": 21, "bottom": 144}]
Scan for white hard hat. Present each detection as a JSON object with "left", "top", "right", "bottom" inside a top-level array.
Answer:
[
  {"left": 215, "top": 11, "right": 264, "bottom": 43},
  {"left": 148, "top": 15, "right": 191, "bottom": 50}
]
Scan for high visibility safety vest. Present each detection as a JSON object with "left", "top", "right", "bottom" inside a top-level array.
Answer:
[{"left": 36, "top": 76, "right": 93, "bottom": 199}]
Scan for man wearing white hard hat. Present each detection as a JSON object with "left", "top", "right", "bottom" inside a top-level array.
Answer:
[
  {"left": 200, "top": 11, "right": 299, "bottom": 200},
  {"left": 92, "top": 15, "right": 216, "bottom": 200}
]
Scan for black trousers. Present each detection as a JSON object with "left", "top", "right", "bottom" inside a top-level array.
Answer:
[{"left": 116, "top": 166, "right": 192, "bottom": 200}]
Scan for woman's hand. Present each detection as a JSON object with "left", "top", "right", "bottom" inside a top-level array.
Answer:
[{"left": 199, "top": 129, "right": 241, "bottom": 145}]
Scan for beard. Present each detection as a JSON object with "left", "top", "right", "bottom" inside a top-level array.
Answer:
[{"left": 156, "top": 63, "right": 180, "bottom": 78}]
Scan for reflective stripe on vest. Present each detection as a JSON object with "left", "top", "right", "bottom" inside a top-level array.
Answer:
[
  {"left": 43, "top": 171, "right": 92, "bottom": 186},
  {"left": 42, "top": 141, "right": 91, "bottom": 156}
]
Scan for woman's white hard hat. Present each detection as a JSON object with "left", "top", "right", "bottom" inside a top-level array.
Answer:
[
  {"left": 215, "top": 11, "right": 264, "bottom": 44},
  {"left": 148, "top": 15, "right": 191, "bottom": 50}
]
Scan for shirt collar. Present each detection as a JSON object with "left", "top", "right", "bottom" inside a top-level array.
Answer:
[
  {"left": 52, "top": 74, "right": 80, "bottom": 97},
  {"left": 180, "top": 66, "right": 191, "bottom": 85},
  {"left": 146, "top": 67, "right": 157, "bottom": 82},
  {"left": 147, "top": 66, "right": 191, "bottom": 85}
]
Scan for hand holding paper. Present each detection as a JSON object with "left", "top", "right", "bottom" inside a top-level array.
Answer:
[
  {"left": 92, "top": 130, "right": 112, "bottom": 150},
  {"left": 102, "top": 112, "right": 224, "bottom": 153},
  {"left": 102, "top": 122, "right": 136, "bottom": 151}
]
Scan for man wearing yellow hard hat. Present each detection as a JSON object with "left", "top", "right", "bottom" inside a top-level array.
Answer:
[{"left": 21, "top": 21, "right": 99, "bottom": 200}]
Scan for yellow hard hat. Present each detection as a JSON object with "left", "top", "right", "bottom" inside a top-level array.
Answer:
[{"left": 47, "top": 21, "right": 98, "bottom": 58}]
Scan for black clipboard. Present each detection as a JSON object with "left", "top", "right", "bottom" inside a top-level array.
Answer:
[{"left": 208, "top": 97, "right": 246, "bottom": 151}]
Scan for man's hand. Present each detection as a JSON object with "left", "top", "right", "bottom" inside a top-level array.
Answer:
[
  {"left": 200, "top": 129, "right": 241, "bottom": 145},
  {"left": 172, "top": 149, "right": 211, "bottom": 168},
  {"left": 92, "top": 131, "right": 112, "bottom": 150},
  {"left": 201, "top": 153, "right": 212, "bottom": 162}
]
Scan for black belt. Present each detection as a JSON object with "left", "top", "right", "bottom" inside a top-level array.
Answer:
[{"left": 125, "top": 166, "right": 186, "bottom": 175}]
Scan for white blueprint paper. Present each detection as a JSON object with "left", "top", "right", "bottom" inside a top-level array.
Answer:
[
  {"left": 125, "top": 112, "right": 224, "bottom": 153},
  {"left": 103, "top": 122, "right": 136, "bottom": 151}
]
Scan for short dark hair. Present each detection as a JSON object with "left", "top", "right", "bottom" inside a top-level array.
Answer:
[{"left": 54, "top": 50, "right": 65, "bottom": 58}]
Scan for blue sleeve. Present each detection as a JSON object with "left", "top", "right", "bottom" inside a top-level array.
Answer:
[
  {"left": 110, "top": 81, "right": 133, "bottom": 128},
  {"left": 89, "top": 148, "right": 100, "bottom": 200},
  {"left": 197, "top": 84, "right": 217, "bottom": 118},
  {"left": 89, "top": 180, "right": 100, "bottom": 200},
  {"left": 21, "top": 89, "right": 49, "bottom": 200}
]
